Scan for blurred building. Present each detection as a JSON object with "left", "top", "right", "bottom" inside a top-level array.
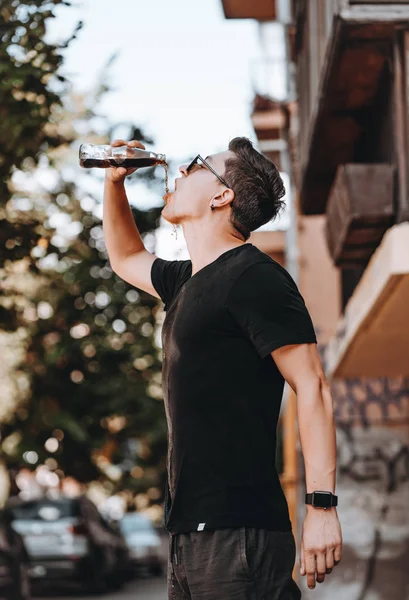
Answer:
[{"left": 221, "top": 1, "right": 409, "bottom": 598}]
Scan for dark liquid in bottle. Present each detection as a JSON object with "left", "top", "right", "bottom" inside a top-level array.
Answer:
[
  {"left": 80, "top": 156, "right": 169, "bottom": 194},
  {"left": 80, "top": 157, "right": 166, "bottom": 169}
]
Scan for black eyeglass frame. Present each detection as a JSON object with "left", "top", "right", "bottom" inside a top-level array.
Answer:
[{"left": 186, "top": 155, "right": 231, "bottom": 189}]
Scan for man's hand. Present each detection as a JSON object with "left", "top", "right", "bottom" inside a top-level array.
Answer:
[
  {"left": 105, "top": 139, "right": 146, "bottom": 183},
  {"left": 300, "top": 507, "right": 342, "bottom": 589}
]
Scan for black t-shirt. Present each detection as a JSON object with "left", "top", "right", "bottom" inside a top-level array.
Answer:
[{"left": 151, "top": 244, "right": 316, "bottom": 534}]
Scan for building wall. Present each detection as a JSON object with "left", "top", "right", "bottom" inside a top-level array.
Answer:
[
  {"left": 296, "top": 217, "right": 409, "bottom": 600},
  {"left": 298, "top": 215, "right": 340, "bottom": 345},
  {"left": 297, "top": 376, "right": 409, "bottom": 600},
  {"left": 249, "top": 230, "right": 286, "bottom": 266}
]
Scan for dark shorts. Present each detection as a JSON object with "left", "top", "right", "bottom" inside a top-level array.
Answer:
[{"left": 167, "top": 527, "right": 302, "bottom": 599}]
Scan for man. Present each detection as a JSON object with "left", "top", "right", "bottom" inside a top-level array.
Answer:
[{"left": 103, "top": 137, "right": 342, "bottom": 599}]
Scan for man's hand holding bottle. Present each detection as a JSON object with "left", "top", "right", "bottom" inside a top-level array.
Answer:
[{"left": 105, "top": 139, "right": 146, "bottom": 183}]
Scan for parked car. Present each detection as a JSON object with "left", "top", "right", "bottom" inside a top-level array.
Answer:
[
  {"left": 0, "top": 508, "right": 31, "bottom": 600},
  {"left": 119, "top": 512, "right": 164, "bottom": 576},
  {"left": 8, "top": 495, "right": 129, "bottom": 593}
]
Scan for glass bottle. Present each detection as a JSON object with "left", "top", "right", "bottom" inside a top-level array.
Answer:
[{"left": 79, "top": 143, "right": 166, "bottom": 169}]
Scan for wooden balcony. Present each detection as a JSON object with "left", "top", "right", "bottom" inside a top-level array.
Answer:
[
  {"left": 294, "top": 0, "right": 409, "bottom": 215},
  {"left": 220, "top": 0, "right": 276, "bottom": 20},
  {"left": 325, "top": 223, "right": 409, "bottom": 378},
  {"left": 325, "top": 163, "right": 394, "bottom": 267},
  {"left": 251, "top": 96, "right": 289, "bottom": 171}
]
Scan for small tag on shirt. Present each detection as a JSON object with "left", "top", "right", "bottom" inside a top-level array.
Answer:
[{"left": 197, "top": 523, "right": 205, "bottom": 531}]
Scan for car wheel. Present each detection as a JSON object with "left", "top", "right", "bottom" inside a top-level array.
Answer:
[
  {"left": 8, "top": 563, "right": 31, "bottom": 600},
  {"left": 150, "top": 563, "right": 164, "bottom": 577},
  {"left": 83, "top": 553, "right": 108, "bottom": 595},
  {"left": 19, "top": 564, "right": 31, "bottom": 600},
  {"left": 85, "top": 571, "right": 108, "bottom": 595},
  {"left": 106, "top": 556, "right": 125, "bottom": 590}
]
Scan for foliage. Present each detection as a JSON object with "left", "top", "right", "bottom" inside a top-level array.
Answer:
[
  {"left": 3, "top": 183, "right": 165, "bottom": 489},
  {"left": 0, "top": 0, "right": 169, "bottom": 501},
  {"left": 0, "top": 0, "right": 82, "bottom": 204}
]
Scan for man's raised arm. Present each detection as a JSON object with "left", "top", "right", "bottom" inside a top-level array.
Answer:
[{"left": 103, "top": 139, "right": 159, "bottom": 298}]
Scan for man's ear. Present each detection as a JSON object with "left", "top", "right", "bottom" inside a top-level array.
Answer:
[{"left": 209, "top": 188, "right": 235, "bottom": 210}]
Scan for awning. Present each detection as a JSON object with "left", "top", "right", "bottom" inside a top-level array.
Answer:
[
  {"left": 220, "top": 0, "right": 276, "bottom": 20},
  {"left": 325, "top": 223, "right": 409, "bottom": 378}
]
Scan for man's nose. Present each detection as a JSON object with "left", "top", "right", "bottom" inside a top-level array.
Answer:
[{"left": 179, "top": 164, "right": 188, "bottom": 176}]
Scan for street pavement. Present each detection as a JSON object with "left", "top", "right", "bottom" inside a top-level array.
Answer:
[{"left": 34, "top": 574, "right": 168, "bottom": 599}]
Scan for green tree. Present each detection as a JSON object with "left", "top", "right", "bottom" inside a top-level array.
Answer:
[
  {"left": 2, "top": 96, "right": 167, "bottom": 497},
  {"left": 0, "top": 0, "right": 82, "bottom": 332},
  {"left": 1, "top": 1, "right": 169, "bottom": 504},
  {"left": 6, "top": 185, "right": 166, "bottom": 487},
  {"left": 0, "top": 0, "right": 81, "bottom": 198}
]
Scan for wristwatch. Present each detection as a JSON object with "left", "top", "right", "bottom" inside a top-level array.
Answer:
[{"left": 305, "top": 491, "right": 338, "bottom": 509}]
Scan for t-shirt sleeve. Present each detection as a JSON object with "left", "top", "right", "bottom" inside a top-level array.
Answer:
[
  {"left": 226, "top": 262, "right": 317, "bottom": 358},
  {"left": 151, "top": 257, "right": 191, "bottom": 310}
]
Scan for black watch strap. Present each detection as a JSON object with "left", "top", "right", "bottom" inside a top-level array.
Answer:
[{"left": 305, "top": 491, "right": 338, "bottom": 508}]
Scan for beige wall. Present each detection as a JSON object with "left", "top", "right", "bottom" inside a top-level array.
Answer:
[
  {"left": 296, "top": 216, "right": 409, "bottom": 600},
  {"left": 298, "top": 215, "right": 341, "bottom": 345},
  {"left": 249, "top": 230, "right": 286, "bottom": 266}
]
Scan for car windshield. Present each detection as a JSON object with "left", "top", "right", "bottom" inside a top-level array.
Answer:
[
  {"left": 120, "top": 514, "right": 154, "bottom": 533},
  {"left": 10, "top": 498, "right": 79, "bottom": 521}
]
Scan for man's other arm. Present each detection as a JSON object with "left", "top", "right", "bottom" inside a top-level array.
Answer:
[{"left": 272, "top": 343, "right": 342, "bottom": 590}]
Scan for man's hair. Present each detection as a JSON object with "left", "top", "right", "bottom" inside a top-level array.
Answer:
[{"left": 224, "top": 137, "right": 286, "bottom": 240}]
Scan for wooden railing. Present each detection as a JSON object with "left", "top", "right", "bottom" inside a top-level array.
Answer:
[
  {"left": 295, "top": 0, "right": 341, "bottom": 169},
  {"left": 294, "top": 0, "right": 409, "bottom": 182}
]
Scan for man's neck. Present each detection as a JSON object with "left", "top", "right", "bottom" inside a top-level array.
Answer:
[{"left": 182, "top": 222, "right": 245, "bottom": 276}]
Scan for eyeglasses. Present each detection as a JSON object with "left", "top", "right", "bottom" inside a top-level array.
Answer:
[{"left": 186, "top": 155, "right": 231, "bottom": 189}]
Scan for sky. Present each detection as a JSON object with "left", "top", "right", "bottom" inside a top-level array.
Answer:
[
  {"left": 45, "top": 0, "right": 289, "bottom": 258},
  {"left": 47, "top": 0, "right": 263, "bottom": 158}
]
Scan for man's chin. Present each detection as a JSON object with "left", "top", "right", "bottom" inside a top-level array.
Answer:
[{"left": 161, "top": 206, "right": 178, "bottom": 226}]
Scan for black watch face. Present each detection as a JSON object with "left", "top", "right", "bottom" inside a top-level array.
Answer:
[{"left": 313, "top": 492, "right": 332, "bottom": 508}]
